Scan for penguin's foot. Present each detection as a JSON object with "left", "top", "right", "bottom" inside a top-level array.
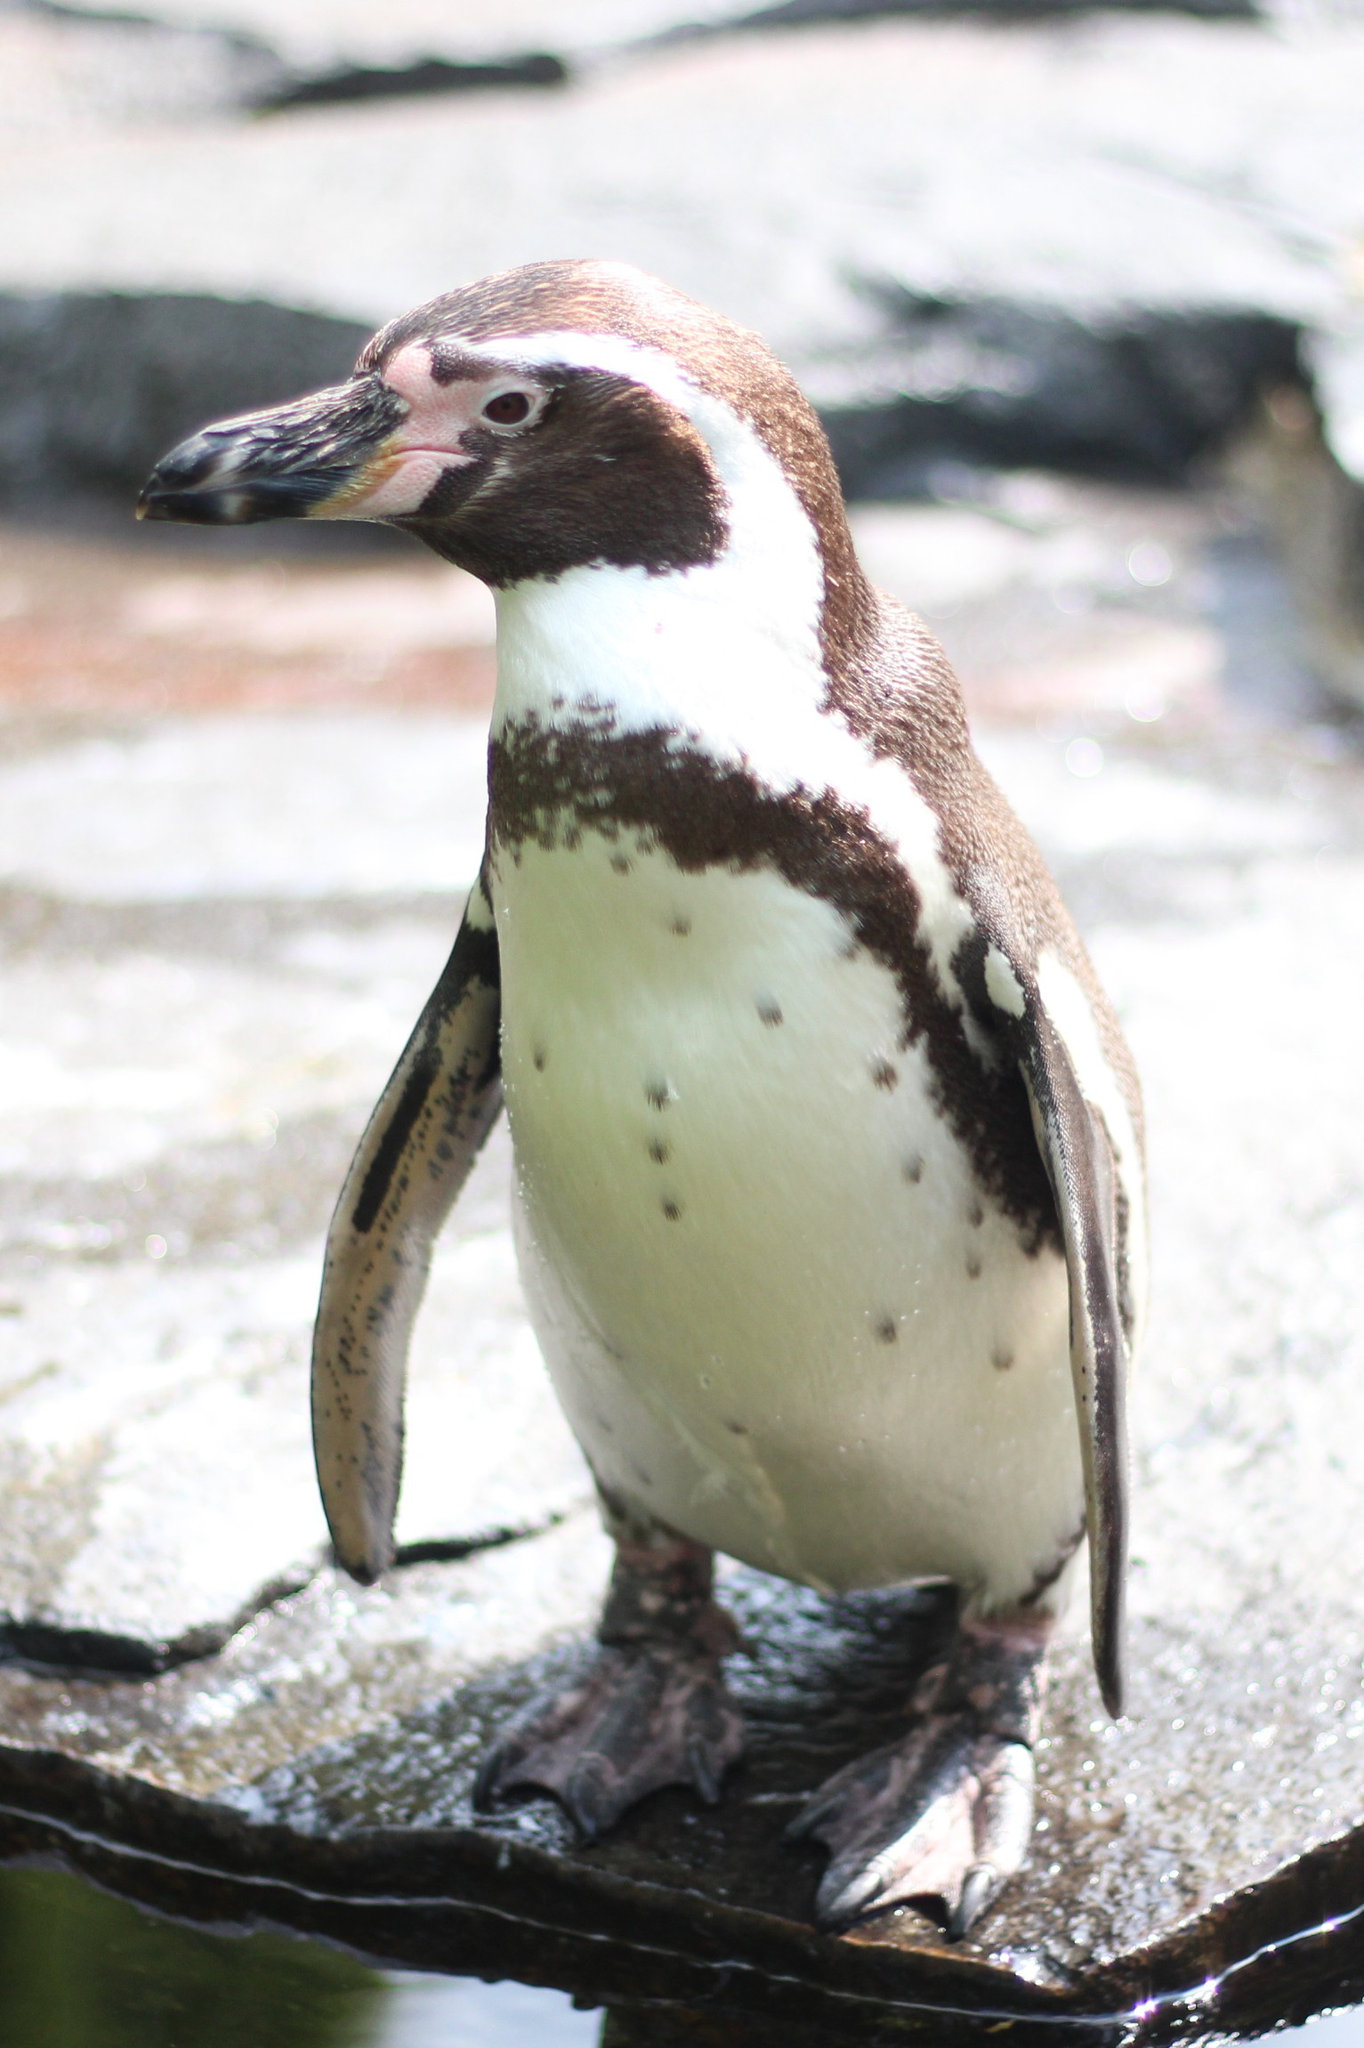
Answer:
[
  {"left": 473, "top": 1635, "right": 744, "bottom": 1837},
  {"left": 788, "top": 1612, "right": 1052, "bottom": 1937},
  {"left": 473, "top": 1529, "right": 744, "bottom": 1839}
]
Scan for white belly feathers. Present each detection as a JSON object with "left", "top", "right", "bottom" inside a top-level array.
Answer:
[{"left": 491, "top": 826, "right": 1082, "bottom": 1608}]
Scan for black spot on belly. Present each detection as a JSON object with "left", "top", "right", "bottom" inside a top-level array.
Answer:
[
  {"left": 725, "top": 1419, "right": 748, "bottom": 1435},
  {"left": 648, "top": 1138, "right": 669, "bottom": 1164},
  {"left": 991, "top": 1347, "right": 1014, "bottom": 1372},
  {"left": 645, "top": 1078, "right": 672, "bottom": 1110},
  {"left": 610, "top": 851, "right": 632, "bottom": 875},
  {"left": 903, "top": 1155, "right": 924, "bottom": 1184},
  {"left": 533, "top": 1045, "right": 547, "bottom": 1072},
  {"left": 670, "top": 914, "right": 692, "bottom": 936},
  {"left": 757, "top": 998, "right": 783, "bottom": 1026},
  {"left": 966, "top": 1253, "right": 983, "bottom": 1279},
  {"left": 872, "top": 1059, "right": 898, "bottom": 1091},
  {"left": 968, "top": 1199, "right": 984, "bottom": 1228},
  {"left": 662, "top": 1199, "right": 682, "bottom": 1221},
  {"left": 875, "top": 1317, "right": 897, "bottom": 1344}
]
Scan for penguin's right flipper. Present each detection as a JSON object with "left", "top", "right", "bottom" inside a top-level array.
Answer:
[
  {"left": 311, "top": 867, "right": 502, "bottom": 1584},
  {"left": 1020, "top": 1004, "right": 1130, "bottom": 1720}
]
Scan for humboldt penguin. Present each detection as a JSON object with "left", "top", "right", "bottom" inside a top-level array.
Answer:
[{"left": 139, "top": 259, "right": 1145, "bottom": 1937}]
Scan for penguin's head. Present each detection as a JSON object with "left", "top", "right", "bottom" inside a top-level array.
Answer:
[{"left": 138, "top": 260, "right": 856, "bottom": 598}]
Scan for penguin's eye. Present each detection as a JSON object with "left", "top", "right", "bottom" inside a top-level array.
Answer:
[{"left": 482, "top": 390, "right": 538, "bottom": 428}]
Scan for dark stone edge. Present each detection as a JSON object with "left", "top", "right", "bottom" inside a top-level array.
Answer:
[
  {"left": 252, "top": 53, "right": 569, "bottom": 113},
  {"left": 0, "top": 1507, "right": 585, "bottom": 1678},
  {"left": 22, "top": 0, "right": 1264, "bottom": 122},
  {"left": 0, "top": 1559, "right": 323, "bottom": 1679},
  {"left": 0, "top": 1742, "right": 1360, "bottom": 2041},
  {"left": 648, "top": 0, "right": 1260, "bottom": 52},
  {"left": 816, "top": 296, "right": 1307, "bottom": 494},
  {"left": 0, "top": 1745, "right": 1102, "bottom": 2045},
  {"left": 1086, "top": 1822, "right": 1364, "bottom": 2041},
  {"left": 0, "top": 288, "right": 1318, "bottom": 512},
  {"left": 249, "top": 0, "right": 1264, "bottom": 110}
]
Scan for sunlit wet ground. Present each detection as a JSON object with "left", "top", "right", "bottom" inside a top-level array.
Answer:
[
  {"left": 0, "top": 474, "right": 1265, "bottom": 728},
  {"left": 0, "top": 487, "right": 1361, "bottom": 2043}
]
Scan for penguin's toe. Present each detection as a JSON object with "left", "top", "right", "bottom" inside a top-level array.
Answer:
[
  {"left": 474, "top": 1641, "right": 745, "bottom": 1837},
  {"left": 790, "top": 1721, "right": 1034, "bottom": 1937}
]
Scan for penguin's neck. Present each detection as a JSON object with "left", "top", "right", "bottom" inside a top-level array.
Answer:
[
  {"left": 491, "top": 554, "right": 819, "bottom": 761},
  {"left": 488, "top": 366, "right": 856, "bottom": 776}
]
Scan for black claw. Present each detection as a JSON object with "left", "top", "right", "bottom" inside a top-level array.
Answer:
[
  {"left": 786, "top": 1788, "right": 835, "bottom": 1842},
  {"left": 950, "top": 1862, "right": 998, "bottom": 1939},
  {"left": 471, "top": 1746, "right": 513, "bottom": 1812},
  {"left": 564, "top": 1758, "right": 613, "bottom": 1840},
  {"left": 815, "top": 1861, "right": 887, "bottom": 1931},
  {"left": 688, "top": 1737, "right": 720, "bottom": 1806}
]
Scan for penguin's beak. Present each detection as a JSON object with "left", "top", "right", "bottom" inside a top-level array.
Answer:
[{"left": 137, "top": 373, "right": 409, "bottom": 526}]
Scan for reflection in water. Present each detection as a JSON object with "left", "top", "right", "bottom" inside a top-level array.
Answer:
[
  {"left": 2, "top": 1863, "right": 1361, "bottom": 2046},
  {"left": 0, "top": 1866, "right": 596, "bottom": 2048},
  {"left": 377, "top": 1972, "right": 598, "bottom": 2046},
  {"left": 1276, "top": 2018, "right": 1364, "bottom": 2047}
]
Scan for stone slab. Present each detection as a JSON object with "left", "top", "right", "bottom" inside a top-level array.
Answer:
[
  {"left": 0, "top": 498, "right": 1362, "bottom": 2023},
  {"left": 0, "top": 613, "right": 1360, "bottom": 2028}
]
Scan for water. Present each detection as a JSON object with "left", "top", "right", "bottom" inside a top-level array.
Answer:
[
  {"left": 0, "top": 1865, "right": 596, "bottom": 2048},
  {"left": 1283, "top": 2017, "right": 1364, "bottom": 2048},
  {"left": 2, "top": 1861, "right": 1361, "bottom": 2047}
]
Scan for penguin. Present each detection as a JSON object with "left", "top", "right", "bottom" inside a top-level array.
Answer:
[{"left": 139, "top": 260, "right": 1145, "bottom": 1939}]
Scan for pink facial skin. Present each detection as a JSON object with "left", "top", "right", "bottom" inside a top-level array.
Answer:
[{"left": 315, "top": 341, "right": 547, "bottom": 521}]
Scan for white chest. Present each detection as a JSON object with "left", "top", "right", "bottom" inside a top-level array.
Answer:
[{"left": 489, "top": 825, "right": 1080, "bottom": 1608}]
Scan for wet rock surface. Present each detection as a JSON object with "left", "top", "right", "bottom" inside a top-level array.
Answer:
[
  {"left": 0, "top": 498, "right": 1361, "bottom": 2036},
  {"left": 0, "top": 655, "right": 590, "bottom": 1666}
]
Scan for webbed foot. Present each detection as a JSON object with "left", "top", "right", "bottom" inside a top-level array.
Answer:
[
  {"left": 474, "top": 1527, "right": 744, "bottom": 1838},
  {"left": 788, "top": 1612, "right": 1051, "bottom": 1936}
]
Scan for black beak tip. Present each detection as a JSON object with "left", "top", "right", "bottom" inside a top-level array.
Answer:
[{"left": 136, "top": 432, "right": 226, "bottom": 524}]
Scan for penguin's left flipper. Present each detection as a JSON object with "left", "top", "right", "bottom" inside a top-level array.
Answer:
[
  {"left": 1020, "top": 999, "right": 1131, "bottom": 1722},
  {"left": 311, "top": 866, "right": 503, "bottom": 1584},
  {"left": 789, "top": 1613, "right": 1050, "bottom": 1937}
]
